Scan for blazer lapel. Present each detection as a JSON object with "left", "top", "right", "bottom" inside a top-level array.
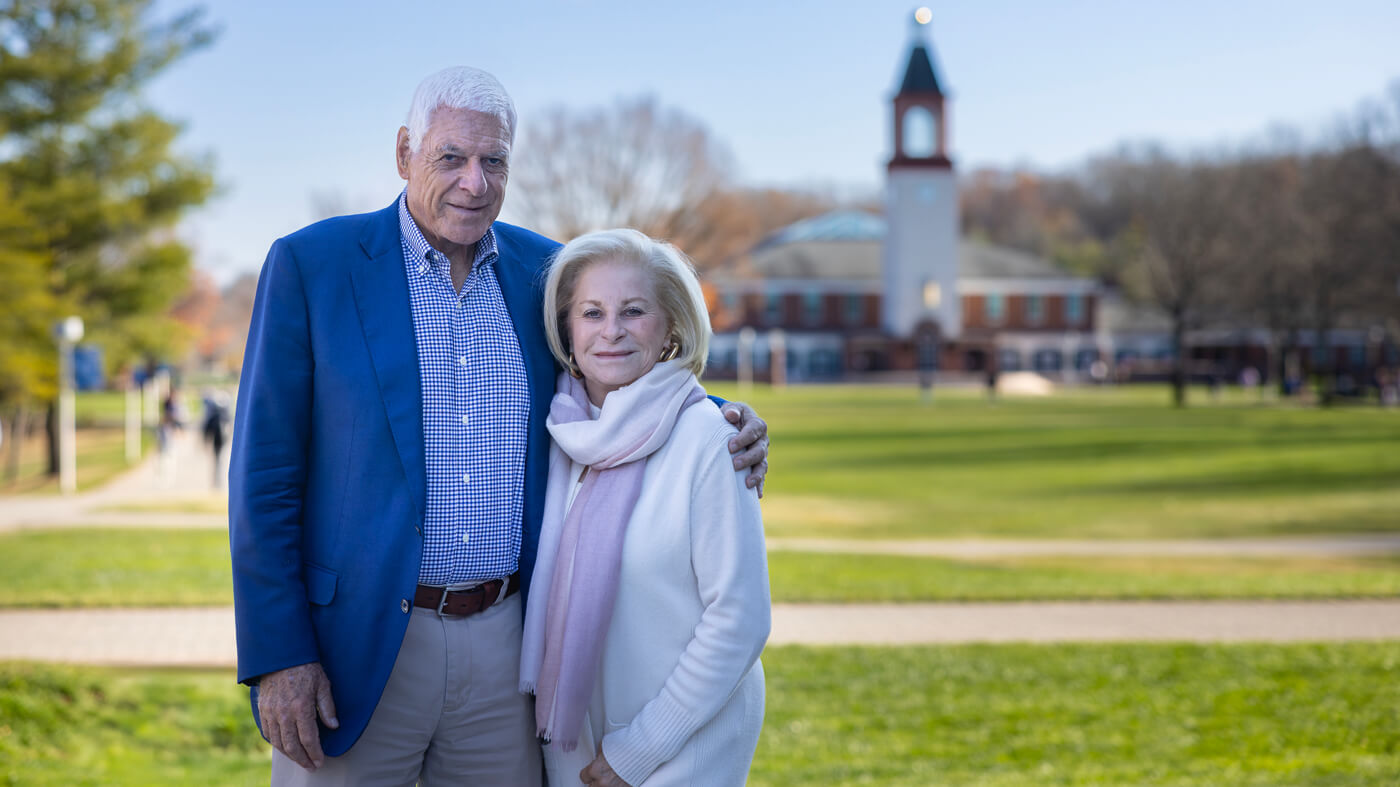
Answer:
[
  {"left": 349, "top": 204, "right": 426, "bottom": 523},
  {"left": 492, "top": 228, "right": 556, "bottom": 405}
]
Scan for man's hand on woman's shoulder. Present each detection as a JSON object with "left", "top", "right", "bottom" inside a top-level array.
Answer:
[{"left": 721, "top": 402, "right": 769, "bottom": 498}]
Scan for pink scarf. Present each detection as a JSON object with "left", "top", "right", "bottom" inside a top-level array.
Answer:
[{"left": 519, "top": 360, "right": 706, "bottom": 751}]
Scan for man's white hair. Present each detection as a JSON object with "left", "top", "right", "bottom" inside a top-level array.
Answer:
[{"left": 404, "top": 66, "right": 517, "bottom": 152}]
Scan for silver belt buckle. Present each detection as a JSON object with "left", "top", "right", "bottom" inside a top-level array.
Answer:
[{"left": 435, "top": 587, "right": 454, "bottom": 617}]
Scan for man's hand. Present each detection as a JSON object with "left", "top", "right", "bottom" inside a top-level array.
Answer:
[
  {"left": 580, "top": 751, "right": 632, "bottom": 787},
  {"left": 721, "top": 402, "right": 768, "bottom": 498},
  {"left": 258, "top": 662, "right": 339, "bottom": 771}
]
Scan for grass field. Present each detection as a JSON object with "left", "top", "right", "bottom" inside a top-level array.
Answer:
[
  {"left": 704, "top": 384, "right": 1400, "bottom": 540},
  {"left": 4, "top": 642, "right": 1398, "bottom": 785},
  {"left": 0, "top": 529, "right": 231, "bottom": 608},
  {"left": 3, "top": 529, "right": 1398, "bottom": 607},
  {"left": 0, "top": 389, "right": 203, "bottom": 495},
  {"left": 0, "top": 428, "right": 148, "bottom": 496},
  {"left": 751, "top": 642, "right": 1400, "bottom": 785},
  {"left": 768, "top": 551, "right": 1400, "bottom": 602},
  {"left": 93, "top": 498, "right": 228, "bottom": 515}
]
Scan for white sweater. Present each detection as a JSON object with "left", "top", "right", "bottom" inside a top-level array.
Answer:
[{"left": 544, "top": 399, "right": 771, "bottom": 787}]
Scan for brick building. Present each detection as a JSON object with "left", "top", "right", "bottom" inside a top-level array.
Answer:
[{"left": 706, "top": 21, "right": 1102, "bottom": 382}]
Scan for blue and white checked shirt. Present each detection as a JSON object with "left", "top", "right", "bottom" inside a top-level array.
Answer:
[{"left": 398, "top": 192, "right": 530, "bottom": 585}]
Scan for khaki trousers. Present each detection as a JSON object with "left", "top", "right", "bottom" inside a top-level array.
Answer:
[{"left": 272, "top": 593, "right": 542, "bottom": 786}]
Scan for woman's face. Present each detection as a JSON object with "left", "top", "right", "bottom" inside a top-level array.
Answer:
[{"left": 567, "top": 259, "right": 670, "bottom": 406}]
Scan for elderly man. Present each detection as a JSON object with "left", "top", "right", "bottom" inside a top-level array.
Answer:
[{"left": 229, "top": 66, "right": 768, "bottom": 786}]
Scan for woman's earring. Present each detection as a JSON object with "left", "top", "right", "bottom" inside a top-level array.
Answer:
[
  {"left": 567, "top": 352, "right": 584, "bottom": 379},
  {"left": 659, "top": 340, "right": 681, "bottom": 363}
]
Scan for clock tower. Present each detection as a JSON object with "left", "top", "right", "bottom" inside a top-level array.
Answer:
[{"left": 883, "top": 13, "right": 960, "bottom": 341}]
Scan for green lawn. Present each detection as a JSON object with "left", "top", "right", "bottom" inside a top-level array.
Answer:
[
  {"left": 5, "top": 642, "right": 1398, "bottom": 785},
  {"left": 72, "top": 389, "right": 209, "bottom": 428},
  {"left": 4, "top": 529, "right": 1399, "bottom": 607},
  {"left": 0, "top": 664, "right": 266, "bottom": 786},
  {"left": 0, "top": 428, "right": 148, "bottom": 495},
  {"left": 93, "top": 498, "right": 228, "bottom": 515},
  {"left": 73, "top": 390, "right": 136, "bottom": 428},
  {"left": 752, "top": 642, "right": 1400, "bottom": 786},
  {"left": 768, "top": 551, "right": 1400, "bottom": 602},
  {"left": 703, "top": 384, "right": 1400, "bottom": 540},
  {"left": 0, "top": 529, "right": 231, "bottom": 608}
]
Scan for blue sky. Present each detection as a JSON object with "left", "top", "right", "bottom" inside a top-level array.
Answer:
[{"left": 144, "top": 0, "right": 1400, "bottom": 281}]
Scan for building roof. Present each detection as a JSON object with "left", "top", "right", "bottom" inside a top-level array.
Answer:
[
  {"left": 898, "top": 43, "right": 945, "bottom": 96},
  {"left": 753, "top": 210, "right": 887, "bottom": 250},
  {"left": 719, "top": 212, "right": 1084, "bottom": 284}
]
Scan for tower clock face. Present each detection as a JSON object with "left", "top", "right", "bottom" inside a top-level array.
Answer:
[{"left": 902, "top": 105, "right": 938, "bottom": 158}]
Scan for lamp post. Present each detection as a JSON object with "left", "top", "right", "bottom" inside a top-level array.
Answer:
[
  {"left": 768, "top": 329, "right": 787, "bottom": 389},
  {"left": 54, "top": 316, "right": 84, "bottom": 495},
  {"left": 737, "top": 327, "right": 756, "bottom": 393}
]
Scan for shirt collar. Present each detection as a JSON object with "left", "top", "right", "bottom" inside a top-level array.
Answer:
[{"left": 397, "top": 190, "right": 498, "bottom": 275}]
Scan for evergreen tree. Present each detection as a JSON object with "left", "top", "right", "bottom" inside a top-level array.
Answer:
[{"left": 0, "top": 0, "right": 216, "bottom": 476}]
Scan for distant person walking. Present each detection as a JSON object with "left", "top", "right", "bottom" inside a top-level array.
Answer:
[
  {"left": 200, "top": 391, "right": 231, "bottom": 489},
  {"left": 157, "top": 387, "right": 183, "bottom": 478}
]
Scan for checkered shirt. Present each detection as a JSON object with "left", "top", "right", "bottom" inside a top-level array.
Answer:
[{"left": 398, "top": 192, "right": 530, "bottom": 585}]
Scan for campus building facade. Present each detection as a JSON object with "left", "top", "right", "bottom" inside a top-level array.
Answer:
[{"left": 707, "top": 23, "right": 1103, "bottom": 382}]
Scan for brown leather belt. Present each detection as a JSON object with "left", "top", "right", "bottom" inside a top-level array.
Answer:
[{"left": 414, "top": 572, "right": 520, "bottom": 617}]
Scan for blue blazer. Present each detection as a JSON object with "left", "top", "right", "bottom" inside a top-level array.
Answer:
[{"left": 228, "top": 202, "right": 561, "bottom": 756}]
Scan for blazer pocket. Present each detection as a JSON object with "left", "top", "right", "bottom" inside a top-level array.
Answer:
[{"left": 303, "top": 561, "right": 339, "bottom": 606}]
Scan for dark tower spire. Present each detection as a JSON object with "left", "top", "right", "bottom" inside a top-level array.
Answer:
[{"left": 889, "top": 10, "right": 951, "bottom": 169}]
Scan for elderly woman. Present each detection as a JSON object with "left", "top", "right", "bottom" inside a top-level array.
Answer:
[{"left": 520, "top": 229, "right": 770, "bottom": 787}]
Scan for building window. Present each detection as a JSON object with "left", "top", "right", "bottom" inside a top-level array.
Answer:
[
  {"left": 902, "top": 105, "right": 936, "bottom": 158},
  {"left": 998, "top": 348, "right": 1021, "bottom": 371},
  {"left": 1026, "top": 295, "right": 1044, "bottom": 325},
  {"left": 922, "top": 281, "right": 941, "bottom": 310},
  {"left": 764, "top": 293, "right": 783, "bottom": 325},
  {"left": 803, "top": 292, "right": 823, "bottom": 326},
  {"left": 1065, "top": 294, "right": 1083, "bottom": 324},
  {"left": 845, "top": 294, "right": 865, "bottom": 326},
  {"left": 1033, "top": 349, "right": 1063, "bottom": 372},
  {"left": 809, "top": 349, "right": 841, "bottom": 378},
  {"left": 985, "top": 294, "right": 1005, "bottom": 324},
  {"left": 1075, "top": 348, "right": 1099, "bottom": 371}
]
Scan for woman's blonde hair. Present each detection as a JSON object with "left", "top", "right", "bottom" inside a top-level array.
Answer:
[{"left": 542, "top": 228, "right": 711, "bottom": 377}]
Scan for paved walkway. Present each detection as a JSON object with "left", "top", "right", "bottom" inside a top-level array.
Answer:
[{"left": 3, "top": 600, "right": 1398, "bottom": 668}]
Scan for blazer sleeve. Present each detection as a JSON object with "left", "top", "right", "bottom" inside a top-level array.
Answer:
[
  {"left": 228, "top": 238, "right": 321, "bottom": 684},
  {"left": 602, "top": 424, "right": 772, "bottom": 784}
]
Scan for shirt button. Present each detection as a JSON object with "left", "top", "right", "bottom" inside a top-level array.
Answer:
[
  {"left": 458, "top": 356, "right": 468, "bottom": 367},
  {"left": 461, "top": 533, "right": 471, "bottom": 545},
  {"left": 462, "top": 473, "right": 470, "bottom": 485},
  {"left": 460, "top": 414, "right": 470, "bottom": 426},
  {"left": 401, "top": 599, "right": 410, "bottom": 614}
]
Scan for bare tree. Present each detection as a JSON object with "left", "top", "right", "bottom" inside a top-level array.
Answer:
[
  {"left": 507, "top": 96, "right": 736, "bottom": 266},
  {"left": 1221, "top": 155, "right": 1313, "bottom": 394},
  {"left": 1299, "top": 142, "right": 1400, "bottom": 404},
  {"left": 1111, "top": 157, "right": 1239, "bottom": 407}
]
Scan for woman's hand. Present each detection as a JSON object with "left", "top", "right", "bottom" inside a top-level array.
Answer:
[
  {"left": 580, "top": 751, "right": 632, "bottom": 787},
  {"left": 721, "top": 401, "right": 769, "bottom": 498}
]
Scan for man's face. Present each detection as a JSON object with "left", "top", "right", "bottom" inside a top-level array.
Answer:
[{"left": 396, "top": 106, "right": 510, "bottom": 258}]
